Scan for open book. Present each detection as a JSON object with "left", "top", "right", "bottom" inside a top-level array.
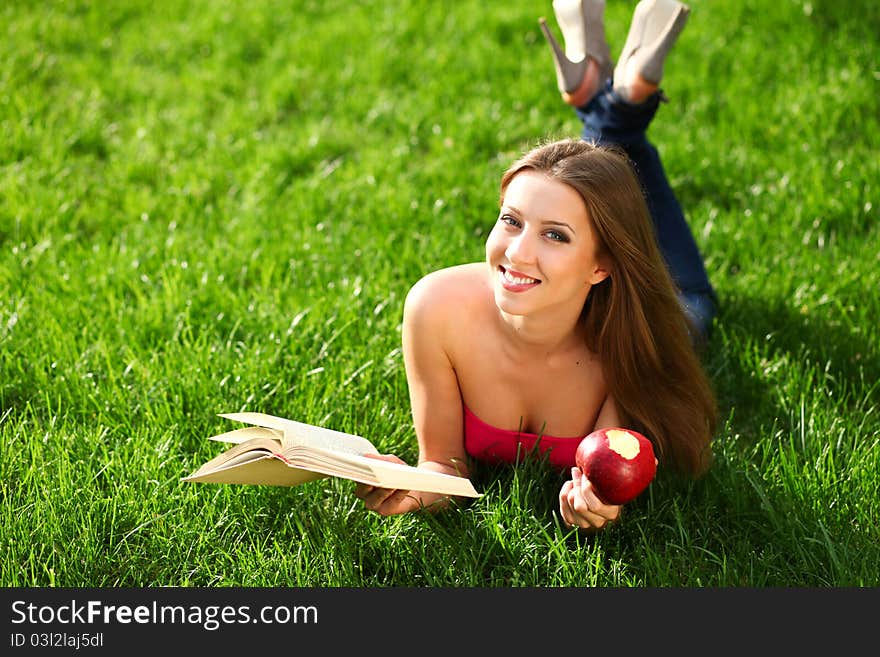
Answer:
[{"left": 182, "top": 412, "right": 481, "bottom": 498}]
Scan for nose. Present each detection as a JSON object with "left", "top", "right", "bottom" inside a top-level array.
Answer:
[{"left": 505, "top": 231, "right": 537, "bottom": 266}]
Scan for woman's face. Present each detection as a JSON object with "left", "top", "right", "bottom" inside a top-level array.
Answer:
[{"left": 485, "top": 170, "right": 608, "bottom": 318}]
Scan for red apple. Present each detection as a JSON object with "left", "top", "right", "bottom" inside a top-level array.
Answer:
[{"left": 575, "top": 428, "right": 657, "bottom": 505}]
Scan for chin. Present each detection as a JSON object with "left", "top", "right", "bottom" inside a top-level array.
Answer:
[{"left": 493, "top": 288, "right": 530, "bottom": 316}]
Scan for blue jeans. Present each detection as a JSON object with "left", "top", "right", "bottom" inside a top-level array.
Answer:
[{"left": 576, "top": 81, "right": 718, "bottom": 340}]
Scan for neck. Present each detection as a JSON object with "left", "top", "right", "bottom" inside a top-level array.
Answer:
[{"left": 495, "top": 305, "right": 585, "bottom": 358}]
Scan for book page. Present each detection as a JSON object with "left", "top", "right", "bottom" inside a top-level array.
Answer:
[
  {"left": 284, "top": 445, "right": 481, "bottom": 498},
  {"left": 183, "top": 454, "right": 328, "bottom": 487},
  {"left": 209, "top": 426, "right": 282, "bottom": 445},
  {"left": 218, "top": 412, "right": 379, "bottom": 455},
  {"left": 185, "top": 436, "right": 282, "bottom": 479}
]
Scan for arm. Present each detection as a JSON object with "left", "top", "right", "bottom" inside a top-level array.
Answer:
[{"left": 356, "top": 273, "right": 470, "bottom": 516}]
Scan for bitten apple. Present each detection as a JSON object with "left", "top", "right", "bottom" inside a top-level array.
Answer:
[{"left": 575, "top": 428, "right": 657, "bottom": 505}]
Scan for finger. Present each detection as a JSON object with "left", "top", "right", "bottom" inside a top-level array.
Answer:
[
  {"left": 580, "top": 479, "right": 623, "bottom": 522},
  {"left": 573, "top": 468, "right": 602, "bottom": 510},
  {"left": 567, "top": 476, "right": 617, "bottom": 530},
  {"left": 362, "top": 487, "right": 398, "bottom": 511},
  {"left": 570, "top": 473, "right": 599, "bottom": 512},
  {"left": 559, "top": 482, "right": 578, "bottom": 527},
  {"left": 569, "top": 482, "right": 612, "bottom": 529},
  {"left": 565, "top": 500, "right": 604, "bottom": 530},
  {"left": 563, "top": 477, "right": 605, "bottom": 530},
  {"left": 567, "top": 485, "right": 578, "bottom": 511},
  {"left": 369, "top": 488, "right": 395, "bottom": 509},
  {"left": 572, "top": 501, "right": 607, "bottom": 529},
  {"left": 571, "top": 467, "right": 585, "bottom": 490},
  {"left": 565, "top": 490, "right": 598, "bottom": 530},
  {"left": 376, "top": 489, "right": 413, "bottom": 516},
  {"left": 578, "top": 476, "right": 604, "bottom": 509},
  {"left": 354, "top": 483, "right": 376, "bottom": 500}
]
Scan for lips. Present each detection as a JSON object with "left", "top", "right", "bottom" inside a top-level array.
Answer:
[{"left": 499, "top": 266, "right": 541, "bottom": 292}]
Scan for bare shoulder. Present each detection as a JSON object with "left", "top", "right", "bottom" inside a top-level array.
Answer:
[{"left": 404, "top": 263, "right": 490, "bottom": 324}]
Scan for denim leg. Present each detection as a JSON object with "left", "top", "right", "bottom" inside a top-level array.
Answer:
[{"left": 576, "top": 81, "right": 718, "bottom": 339}]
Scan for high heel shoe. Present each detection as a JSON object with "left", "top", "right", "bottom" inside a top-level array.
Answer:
[
  {"left": 613, "top": 0, "right": 690, "bottom": 87},
  {"left": 539, "top": 0, "right": 612, "bottom": 97}
]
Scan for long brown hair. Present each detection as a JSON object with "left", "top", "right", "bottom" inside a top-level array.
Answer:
[{"left": 500, "top": 138, "right": 717, "bottom": 476}]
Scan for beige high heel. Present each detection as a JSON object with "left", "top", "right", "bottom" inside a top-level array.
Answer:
[
  {"left": 539, "top": 0, "right": 612, "bottom": 96},
  {"left": 613, "top": 0, "right": 690, "bottom": 87}
]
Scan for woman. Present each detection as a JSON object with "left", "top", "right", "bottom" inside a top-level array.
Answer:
[{"left": 355, "top": 0, "right": 718, "bottom": 531}]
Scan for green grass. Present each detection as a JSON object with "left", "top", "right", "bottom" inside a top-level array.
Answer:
[{"left": 1, "top": 0, "right": 878, "bottom": 587}]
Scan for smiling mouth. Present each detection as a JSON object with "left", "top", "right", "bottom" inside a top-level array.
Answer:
[{"left": 499, "top": 266, "right": 541, "bottom": 286}]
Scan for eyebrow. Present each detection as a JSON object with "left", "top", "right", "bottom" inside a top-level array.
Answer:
[
  {"left": 504, "top": 205, "right": 577, "bottom": 235},
  {"left": 543, "top": 220, "right": 576, "bottom": 234}
]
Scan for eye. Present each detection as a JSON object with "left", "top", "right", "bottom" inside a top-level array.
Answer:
[
  {"left": 499, "top": 214, "right": 521, "bottom": 228},
  {"left": 545, "top": 229, "right": 570, "bottom": 243}
]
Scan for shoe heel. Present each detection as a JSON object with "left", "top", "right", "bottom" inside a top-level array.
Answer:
[{"left": 539, "top": 17, "right": 586, "bottom": 94}]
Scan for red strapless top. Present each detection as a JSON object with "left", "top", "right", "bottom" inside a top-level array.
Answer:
[{"left": 463, "top": 405, "right": 583, "bottom": 470}]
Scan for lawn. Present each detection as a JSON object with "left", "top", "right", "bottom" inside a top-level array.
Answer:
[{"left": 1, "top": 0, "right": 878, "bottom": 587}]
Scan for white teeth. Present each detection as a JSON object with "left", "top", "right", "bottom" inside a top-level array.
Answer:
[{"left": 502, "top": 268, "right": 538, "bottom": 285}]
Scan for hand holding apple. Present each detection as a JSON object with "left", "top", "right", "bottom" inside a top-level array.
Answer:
[
  {"left": 560, "top": 466, "right": 622, "bottom": 531},
  {"left": 575, "top": 428, "right": 657, "bottom": 505}
]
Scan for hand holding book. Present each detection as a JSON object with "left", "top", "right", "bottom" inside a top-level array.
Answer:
[
  {"left": 183, "top": 412, "right": 481, "bottom": 500},
  {"left": 354, "top": 454, "right": 470, "bottom": 514}
]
